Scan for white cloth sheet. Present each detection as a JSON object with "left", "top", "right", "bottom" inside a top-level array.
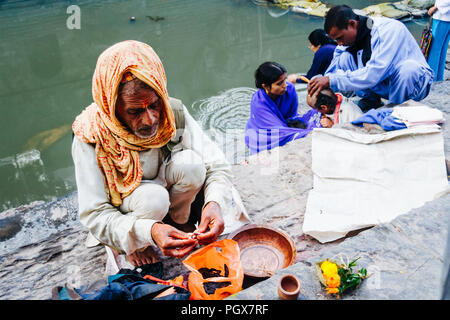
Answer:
[
  {"left": 303, "top": 125, "right": 449, "bottom": 243},
  {"left": 391, "top": 105, "right": 445, "bottom": 127}
]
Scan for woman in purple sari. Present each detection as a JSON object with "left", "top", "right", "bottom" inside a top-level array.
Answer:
[{"left": 245, "top": 62, "right": 321, "bottom": 154}]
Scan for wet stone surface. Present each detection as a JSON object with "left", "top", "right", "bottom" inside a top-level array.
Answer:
[{"left": 0, "top": 215, "right": 22, "bottom": 241}]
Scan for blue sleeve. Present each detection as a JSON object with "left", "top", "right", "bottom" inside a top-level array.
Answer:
[
  {"left": 283, "top": 82, "right": 299, "bottom": 120},
  {"left": 351, "top": 108, "right": 407, "bottom": 131},
  {"left": 304, "top": 52, "right": 323, "bottom": 80},
  {"left": 325, "top": 45, "right": 350, "bottom": 75},
  {"left": 297, "top": 49, "right": 329, "bottom": 83}
]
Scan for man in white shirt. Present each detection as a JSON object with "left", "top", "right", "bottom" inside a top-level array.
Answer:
[
  {"left": 71, "top": 41, "right": 249, "bottom": 268},
  {"left": 306, "top": 88, "right": 363, "bottom": 128},
  {"left": 427, "top": 0, "right": 450, "bottom": 81}
]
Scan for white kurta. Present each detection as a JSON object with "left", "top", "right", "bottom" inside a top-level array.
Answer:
[{"left": 72, "top": 104, "right": 250, "bottom": 254}]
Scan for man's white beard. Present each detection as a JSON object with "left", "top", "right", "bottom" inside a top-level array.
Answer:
[{"left": 134, "top": 124, "right": 159, "bottom": 139}]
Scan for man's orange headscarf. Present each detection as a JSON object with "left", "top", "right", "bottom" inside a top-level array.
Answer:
[{"left": 72, "top": 40, "right": 176, "bottom": 207}]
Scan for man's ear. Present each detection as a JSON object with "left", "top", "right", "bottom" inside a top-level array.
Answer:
[
  {"left": 348, "top": 19, "right": 358, "bottom": 30},
  {"left": 318, "top": 105, "right": 328, "bottom": 113}
]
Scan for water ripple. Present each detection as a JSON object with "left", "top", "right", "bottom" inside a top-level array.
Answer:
[
  {"left": 191, "top": 87, "right": 256, "bottom": 133},
  {"left": 190, "top": 87, "right": 256, "bottom": 164},
  {"left": 189, "top": 85, "right": 310, "bottom": 164}
]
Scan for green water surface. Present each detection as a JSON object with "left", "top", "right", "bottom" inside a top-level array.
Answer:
[{"left": 0, "top": 0, "right": 428, "bottom": 211}]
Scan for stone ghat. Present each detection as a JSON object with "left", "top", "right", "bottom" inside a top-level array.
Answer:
[{"left": 0, "top": 81, "right": 449, "bottom": 300}]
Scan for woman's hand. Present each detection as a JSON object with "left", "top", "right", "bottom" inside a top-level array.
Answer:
[
  {"left": 195, "top": 201, "right": 225, "bottom": 245},
  {"left": 428, "top": 6, "right": 437, "bottom": 16}
]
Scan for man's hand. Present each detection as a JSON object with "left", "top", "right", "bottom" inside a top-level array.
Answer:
[
  {"left": 151, "top": 223, "right": 198, "bottom": 258},
  {"left": 195, "top": 201, "right": 224, "bottom": 245},
  {"left": 320, "top": 115, "right": 334, "bottom": 128},
  {"left": 307, "top": 76, "right": 330, "bottom": 97}
]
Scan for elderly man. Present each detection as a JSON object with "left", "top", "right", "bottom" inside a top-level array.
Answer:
[
  {"left": 72, "top": 40, "right": 249, "bottom": 268},
  {"left": 308, "top": 5, "right": 434, "bottom": 111},
  {"left": 306, "top": 87, "right": 363, "bottom": 128}
]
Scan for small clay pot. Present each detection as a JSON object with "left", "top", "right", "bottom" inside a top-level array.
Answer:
[{"left": 277, "top": 274, "right": 300, "bottom": 300}]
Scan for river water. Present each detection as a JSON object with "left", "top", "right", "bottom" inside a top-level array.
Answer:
[{"left": 0, "top": 0, "right": 427, "bottom": 213}]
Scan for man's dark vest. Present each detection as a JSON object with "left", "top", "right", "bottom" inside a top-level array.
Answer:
[{"left": 346, "top": 16, "right": 373, "bottom": 67}]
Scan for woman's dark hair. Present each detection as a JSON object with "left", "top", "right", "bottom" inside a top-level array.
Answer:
[
  {"left": 254, "top": 61, "right": 287, "bottom": 89},
  {"left": 308, "top": 29, "right": 337, "bottom": 47},
  {"left": 324, "top": 5, "right": 358, "bottom": 34}
]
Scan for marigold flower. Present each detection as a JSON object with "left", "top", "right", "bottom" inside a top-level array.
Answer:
[
  {"left": 321, "top": 261, "right": 339, "bottom": 278},
  {"left": 326, "top": 287, "right": 340, "bottom": 294},
  {"left": 319, "top": 257, "right": 365, "bottom": 297},
  {"left": 325, "top": 274, "right": 341, "bottom": 288}
]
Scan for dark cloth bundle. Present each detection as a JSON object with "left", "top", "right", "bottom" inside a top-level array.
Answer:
[
  {"left": 52, "top": 264, "right": 190, "bottom": 300},
  {"left": 346, "top": 16, "right": 373, "bottom": 67}
]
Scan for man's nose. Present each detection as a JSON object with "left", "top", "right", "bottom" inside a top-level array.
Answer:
[{"left": 142, "top": 108, "right": 158, "bottom": 126}]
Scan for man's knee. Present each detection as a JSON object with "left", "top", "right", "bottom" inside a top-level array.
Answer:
[
  {"left": 167, "top": 150, "right": 206, "bottom": 190},
  {"left": 396, "top": 60, "right": 422, "bottom": 80},
  {"left": 121, "top": 183, "right": 170, "bottom": 220}
]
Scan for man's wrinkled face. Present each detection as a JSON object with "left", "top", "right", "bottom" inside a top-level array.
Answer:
[
  {"left": 328, "top": 20, "right": 358, "bottom": 46},
  {"left": 115, "top": 85, "right": 163, "bottom": 139}
]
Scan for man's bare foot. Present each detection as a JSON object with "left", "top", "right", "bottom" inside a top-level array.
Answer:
[{"left": 126, "top": 245, "right": 161, "bottom": 267}]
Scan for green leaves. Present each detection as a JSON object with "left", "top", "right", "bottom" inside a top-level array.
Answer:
[
  {"left": 318, "top": 256, "right": 369, "bottom": 298},
  {"left": 337, "top": 257, "right": 367, "bottom": 295}
]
